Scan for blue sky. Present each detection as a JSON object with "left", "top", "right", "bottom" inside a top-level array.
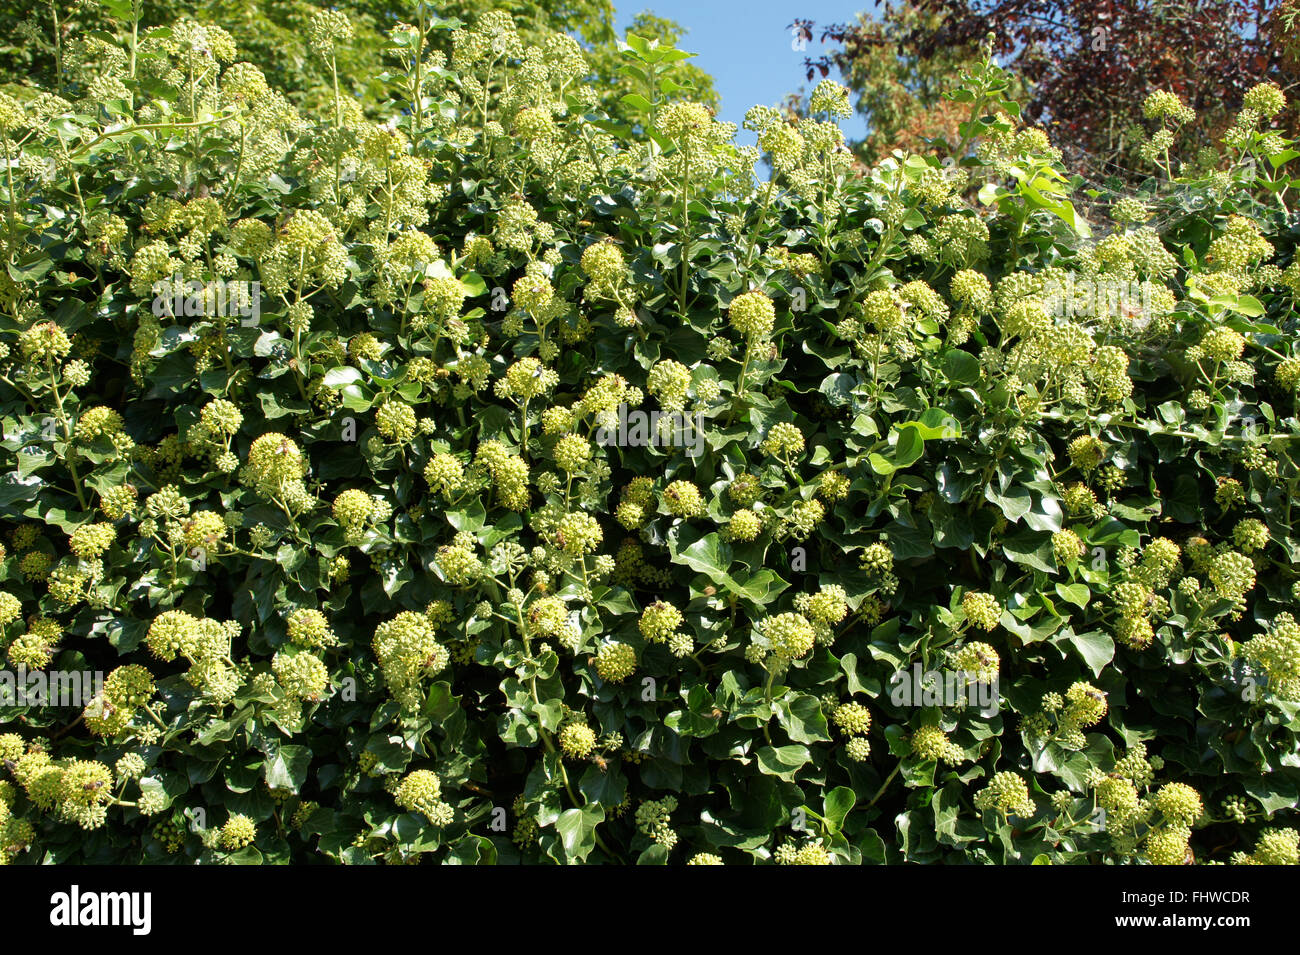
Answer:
[{"left": 614, "top": 1, "right": 879, "bottom": 147}]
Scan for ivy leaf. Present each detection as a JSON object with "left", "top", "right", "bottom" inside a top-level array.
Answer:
[
  {"left": 1001, "top": 529, "right": 1056, "bottom": 573},
  {"left": 986, "top": 484, "right": 1032, "bottom": 522},
  {"left": 1054, "top": 582, "right": 1090, "bottom": 608},
  {"left": 823, "top": 787, "right": 856, "bottom": 833},
  {"left": 776, "top": 693, "right": 831, "bottom": 744},
  {"left": 554, "top": 805, "right": 604, "bottom": 863},
  {"left": 669, "top": 527, "right": 734, "bottom": 587},
  {"left": 1242, "top": 777, "right": 1299, "bottom": 816},
  {"left": 1063, "top": 630, "right": 1115, "bottom": 676},
  {"left": 636, "top": 844, "right": 669, "bottom": 864},
  {"left": 263, "top": 743, "right": 312, "bottom": 792},
  {"left": 884, "top": 521, "right": 934, "bottom": 560},
  {"left": 893, "top": 425, "right": 925, "bottom": 469},
  {"left": 941, "top": 350, "right": 981, "bottom": 385},
  {"left": 756, "top": 744, "right": 811, "bottom": 781}
]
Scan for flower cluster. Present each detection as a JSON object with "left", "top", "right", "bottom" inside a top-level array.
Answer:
[{"left": 394, "top": 770, "right": 454, "bottom": 826}]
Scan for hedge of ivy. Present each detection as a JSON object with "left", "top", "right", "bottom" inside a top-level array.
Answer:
[{"left": 0, "top": 8, "right": 1298, "bottom": 865}]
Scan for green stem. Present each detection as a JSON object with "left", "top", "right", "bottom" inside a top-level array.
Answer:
[
  {"left": 742, "top": 178, "right": 777, "bottom": 271},
  {"left": 725, "top": 342, "right": 755, "bottom": 426},
  {"left": 331, "top": 53, "right": 344, "bottom": 207},
  {"left": 224, "top": 125, "right": 246, "bottom": 214},
  {"left": 866, "top": 762, "right": 902, "bottom": 809},
  {"left": 519, "top": 398, "right": 530, "bottom": 461},
  {"left": 2, "top": 134, "right": 16, "bottom": 259},
  {"left": 129, "top": 12, "right": 139, "bottom": 80},
  {"left": 413, "top": 6, "right": 425, "bottom": 135},
  {"left": 46, "top": 357, "right": 88, "bottom": 510},
  {"left": 142, "top": 703, "right": 168, "bottom": 731},
  {"left": 677, "top": 137, "right": 691, "bottom": 317},
  {"left": 49, "top": 0, "right": 63, "bottom": 86},
  {"left": 68, "top": 114, "right": 237, "bottom": 160}
]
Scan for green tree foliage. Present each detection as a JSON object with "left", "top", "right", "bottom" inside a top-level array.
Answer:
[
  {"left": 0, "top": 0, "right": 715, "bottom": 119},
  {"left": 791, "top": 2, "right": 1021, "bottom": 165}
]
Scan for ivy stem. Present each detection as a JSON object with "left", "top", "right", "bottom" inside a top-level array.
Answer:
[
  {"left": 677, "top": 137, "right": 691, "bottom": 317},
  {"left": 68, "top": 114, "right": 238, "bottom": 160},
  {"left": 518, "top": 398, "right": 530, "bottom": 461},
  {"left": 866, "top": 762, "right": 902, "bottom": 809},
  {"left": 46, "top": 357, "right": 88, "bottom": 510},
  {"left": 413, "top": 5, "right": 425, "bottom": 134},
  {"left": 742, "top": 177, "right": 777, "bottom": 271},
  {"left": 725, "top": 342, "right": 755, "bottom": 426},
  {"left": 142, "top": 704, "right": 169, "bottom": 731}
]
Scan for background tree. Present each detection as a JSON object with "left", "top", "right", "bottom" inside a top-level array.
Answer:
[
  {"left": 790, "top": 2, "right": 1021, "bottom": 165},
  {"left": 1, "top": 0, "right": 392, "bottom": 108},
  {"left": 0, "top": 0, "right": 716, "bottom": 119},
  {"left": 800, "top": 0, "right": 1296, "bottom": 181}
]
